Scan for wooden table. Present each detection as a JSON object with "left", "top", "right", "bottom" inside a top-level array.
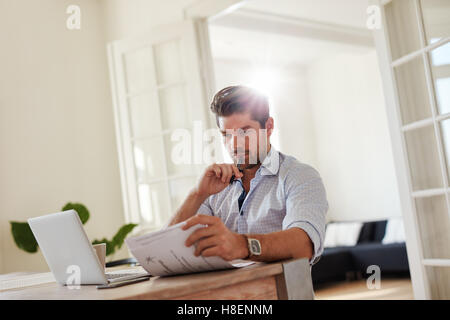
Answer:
[{"left": 0, "top": 258, "right": 314, "bottom": 300}]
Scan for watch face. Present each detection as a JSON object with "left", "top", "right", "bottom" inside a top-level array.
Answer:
[{"left": 250, "top": 239, "right": 261, "bottom": 255}]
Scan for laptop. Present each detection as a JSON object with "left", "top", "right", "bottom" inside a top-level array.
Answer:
[{"left": 28, "top": 210, "right": 150, "bottom": 287}]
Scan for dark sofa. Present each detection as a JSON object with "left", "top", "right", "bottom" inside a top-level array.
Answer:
[{"left": 311, "top": 220, "right": 410, "bottom": 285}]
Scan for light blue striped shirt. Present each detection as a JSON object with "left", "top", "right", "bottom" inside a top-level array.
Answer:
[{"left": 198, "top": 147, "right": 328, "bottom": 265}]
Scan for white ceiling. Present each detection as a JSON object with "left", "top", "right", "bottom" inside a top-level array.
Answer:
[
  {"left": 209, "top": 24, "right": 372, "bottom": 68},
  {"left": 242, "top": 0, "right": 370, "bottom": 29},
  {"left": 209, "top": 0, "right": 373, "bottom": 67}
]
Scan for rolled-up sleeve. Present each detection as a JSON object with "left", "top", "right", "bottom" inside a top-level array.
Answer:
[
  {"left": 282, "top": 167, "right": 328, "bottom": 265},
  {"left": 197, "top": 196, "right": 214, "bottom": 216}
]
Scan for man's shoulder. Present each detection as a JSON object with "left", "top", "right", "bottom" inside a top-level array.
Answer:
[{"left": 278, "top": 152, "right": 322, "bottom": 183}]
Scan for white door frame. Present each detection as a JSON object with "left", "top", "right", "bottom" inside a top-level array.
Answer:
[{"left": 371, "top": 0, "right": 430, "bottom": 299}]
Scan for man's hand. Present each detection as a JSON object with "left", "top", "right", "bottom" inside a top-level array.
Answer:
[
  {"left": 196, "top": 163, "right": 243, "bottom": 199},
  {"left": 182, "top": 214, "right": 248, "bottom": 261},
  {"left": 167, "top": 164, "right": 242, "bottom": 226}
]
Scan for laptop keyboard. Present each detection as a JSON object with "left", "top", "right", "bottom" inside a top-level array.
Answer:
[
  {"left": 106, "top": 267, "right": 149, "bottom": 280},
  {"left": 106, "top": 272, "right": 148, "bottom": 279}
]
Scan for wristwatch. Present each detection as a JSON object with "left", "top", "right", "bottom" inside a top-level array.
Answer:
[{"left": 243, "top": 235, "right": 261, "bottom": 258}]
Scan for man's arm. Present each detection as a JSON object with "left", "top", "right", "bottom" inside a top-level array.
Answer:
[
  {"left": 168, "top": 163, "right": 243, "bottom": 226},
  {"left": 243, "top": 228, "right": 314, "bottom": 262},
  {"left": 183, "top": 215, "right": 313, "bottom": 262},
  {"left": 168, "top": 189, "right": 207, "bottom": 226}
]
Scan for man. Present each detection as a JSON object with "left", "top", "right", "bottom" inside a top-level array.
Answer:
[{"left": 169, "top": 85, "right": 328, "bottom": 265}]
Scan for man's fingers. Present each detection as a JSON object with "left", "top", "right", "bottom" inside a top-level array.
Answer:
[
  {"left": 225, "top": 165, "right": 232, "bottom": 183},
  {"left": 212, "top": 165, "right": 221, "bottom": 178},
  {"left": 182, "top": 214, "right": 219, "bottom": 230},
  {"left": 185, "top": 225, "right": 218, "bottom": 247},
  {"left": 219, "top": 164, "right": 231, "bottom": 183},
  {"left": 194, "top": 236, "right": 221, "bottom": 256},
  {"left": 231, "top": 165, "right": 242, "bottom": 179},
  {"left": 225, "top": 165, "right": 234, "bottom": 183},
  {"left": 201, "top": 247, "right": 222, "bottom": 259},
  {"left": 207, "top": 163, "right": 242, "bottom": 182}
]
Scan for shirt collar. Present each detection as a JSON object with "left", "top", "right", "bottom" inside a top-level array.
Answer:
[{"left": 260, "top": 145, "right": 280, "bottom": 176}]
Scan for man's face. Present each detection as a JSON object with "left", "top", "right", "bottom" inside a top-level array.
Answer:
[{"left": 219, "top": 112, "right": 272, "bottom": 170}]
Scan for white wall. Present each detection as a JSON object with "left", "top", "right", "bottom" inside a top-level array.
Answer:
[
  {"left": 0, "top": 0, "right": 211, "bottom": 274},
  {"left": 0, "top": 0, "right": 402, "bottom": 274},
  {"left": 306, "top": 50, "right": 402, "bottom": 222},
  {"left": 0, "top": 0, "right": 126, "bottom": 273}
]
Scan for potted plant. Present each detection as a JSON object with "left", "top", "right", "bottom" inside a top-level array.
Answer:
[{"left": 10, "top": 202, "right": 137, "bottom": 260}]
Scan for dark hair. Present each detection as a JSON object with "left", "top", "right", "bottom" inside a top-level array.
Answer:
[{"left": 210, "top": 85, "right": 270, "bottom": 128}]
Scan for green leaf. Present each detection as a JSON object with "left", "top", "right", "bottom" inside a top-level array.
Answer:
[
  {"left": 10, "top": 222, "right": 39, "bottom": 253},
  {"left": 62, "top": 202, "right": 89, "bottom": 224},
  {"left": 112, "top": 223, "right": 138, "bottom": 250},
  {"left": 92, "top": 223, "right": 137, "bottom": 257}
]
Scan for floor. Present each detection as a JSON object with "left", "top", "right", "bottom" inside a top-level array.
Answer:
[{"left": 314, "top": 277, "right": 414, "bottom": 300}]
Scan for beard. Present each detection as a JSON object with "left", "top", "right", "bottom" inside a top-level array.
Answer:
[
  {"left": 237, "top": 162, "right": 260, "bottom": 170},
  {"left": 233, "top": 150, "right": 261, "bottom": 170}
]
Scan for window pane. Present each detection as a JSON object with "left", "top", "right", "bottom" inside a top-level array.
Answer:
[
  {"left": 440, "top": 119, "right": 450, "bottom": 182},
  {"left": 394, "top": 56, "right": 431, "bottom": 124},
  {"left": 133, "top": 138, "right": 166, "bottom": 182},
  {"left": 404, "top": 125, "right": 443, "bottom": 190},
  {"left": 429, "top": 43, "right": 450, "bottom": 115},
  {"left": 153, "top": 40, "right": 183, "bottom": 85},
  {"left": 128, "top": 92, "right": 161, "bottom": 138},
  {"left": 421, "top": 0, "right": 450, "bottom": 44},
  {"left": 123, "top": 47, "right": 156, "bottom": 94},
  {"left": 385, "top": 0, "right": 422, "bottom": 60},
  {"left": 415, "top": 195, "right": 450, "bottom": 259},
  {"left": 169, "top": 177, "right": 197, "bottom": 213},
  {"left": 137, "top": 182, "right": 170, "bottom": 226},
  {"left": 158, "top": 85, "right": 190, "bottom": 130},
  {"left": 430, "top": 41, "right": 450, "bottom": 67},
  {"left": 163, "top": 133, "right": 195, "bottom": 177}
]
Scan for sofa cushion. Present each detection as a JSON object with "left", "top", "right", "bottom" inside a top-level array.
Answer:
[
  {"left": 357, "top": 221, "right": 376, "bottom": 244},
  {"left": 373, "top": 220, "right": 388, "bottom": 242},
  {"left": 349, "top": 242, "right": 409, "bottom": 274},
  {"left": 382, "top": 218, "right": 406, "bottom": 244},
  {"left": 311, "top": 247, "right": 355, "bottom": 284},
  {"left": 323, "top": 222, "right": 363, "bottom": 248}
]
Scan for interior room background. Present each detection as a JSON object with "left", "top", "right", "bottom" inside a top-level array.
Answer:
[{"left": 0, "top": 0, "right": 402, "bottom": 275}]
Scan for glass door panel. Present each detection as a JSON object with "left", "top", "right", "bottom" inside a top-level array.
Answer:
[
  {"left": 415, "top": 195, "right": 450, "bottom": 259},
  {"left": 158, "top": 85, "right": 190, "bottom": 131},
  {"left": 394, "top": 56, "right": 432, "bottom": 124},
  {"left": 404, "top": 125, "right": 443, "bottom": 190},
  {"left": 163, "top": 133, "right": 194, "bottom": 177},
  {"left": 429, "top": 43, "right": 450, "bottom": 115},
  {"left": 137, "top": 182, "right": 170, "bottom": 226},
  {"left": 433, "top": 77, "right": 450, "bottom": 115},
  {"left": 153, "top": 39, "right": 183, "bottom": 85},
  {"left": 439, "top": 119, "right": 450, "bottom": 183},
  {"left": 123, "top": 46, "right": 156, "bottom": 94},
  {"left": 421, "top": 0, "right": 450, "bottom": 44},
  {"left": 128, "top": 92, "right": 161, "bottom": 138},
  {"left": 425, "top": 266, "right": 450, "bottom": 299},
  {"left": 133, "top": 137, "right": 166, "bottom": 182},
  {"left": 385, "top": 0, "right": 422, "bottom": 60}
]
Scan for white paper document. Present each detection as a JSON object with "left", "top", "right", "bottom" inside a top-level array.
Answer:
[{"left": 125, "top": 221, "right": 255, "bottom": 276}]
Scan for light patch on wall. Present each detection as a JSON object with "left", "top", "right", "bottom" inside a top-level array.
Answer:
[{"left": 247, "top": 66, "right": 280, "bottom": 101}]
